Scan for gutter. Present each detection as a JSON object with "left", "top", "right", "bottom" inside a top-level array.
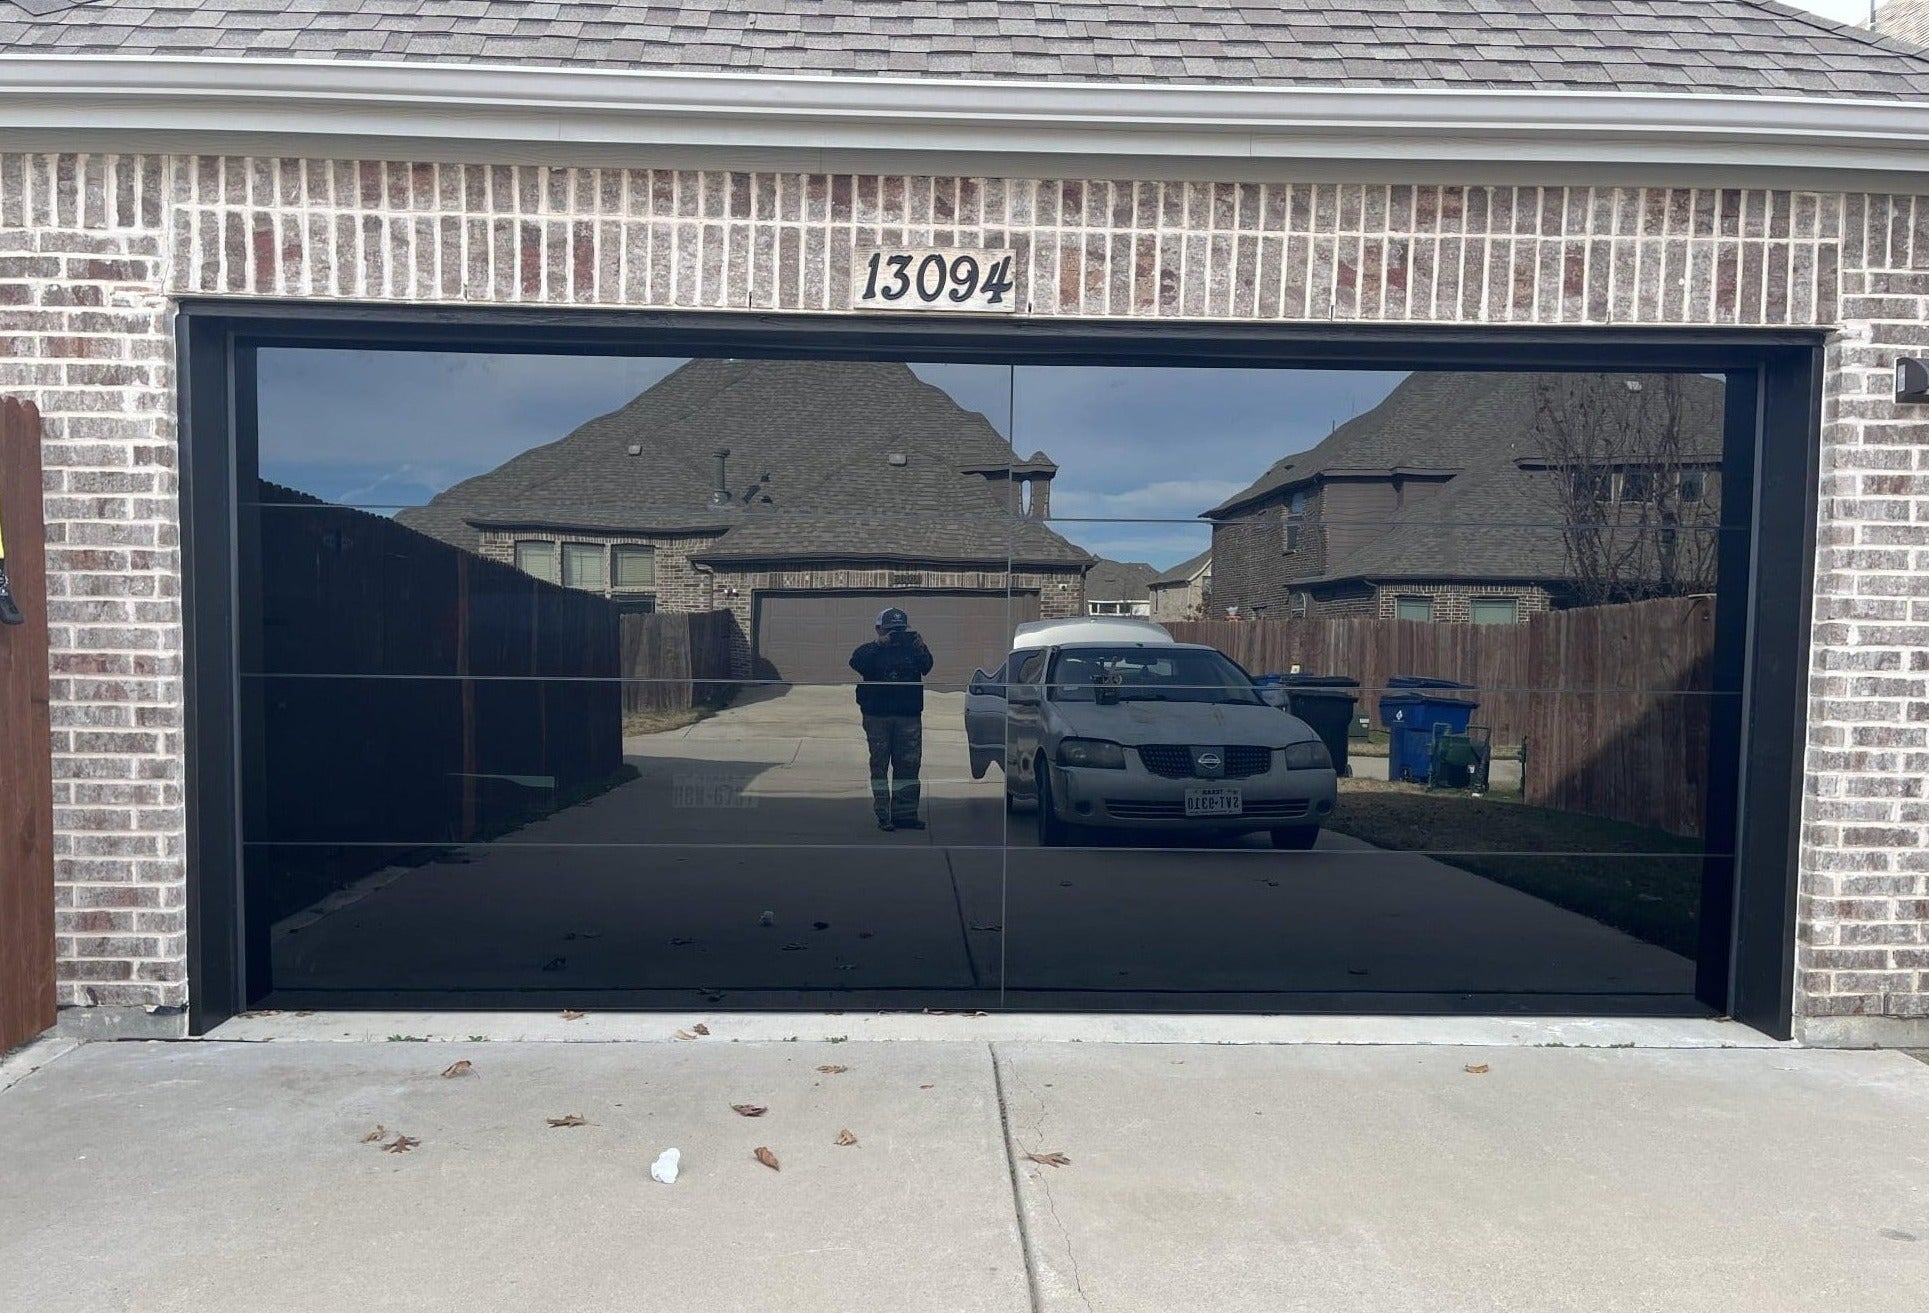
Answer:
[{"left": 3, "top": 56, "right": 1929, "bottom": 181}]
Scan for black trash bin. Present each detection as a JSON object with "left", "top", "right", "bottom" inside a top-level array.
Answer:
[{"left": 1278, "top": 674, "right": 1361, "bottom": 778}]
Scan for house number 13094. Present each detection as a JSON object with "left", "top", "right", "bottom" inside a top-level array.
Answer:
[{"left": 853, "top": 249, "right": 1018, "bottom": 313}]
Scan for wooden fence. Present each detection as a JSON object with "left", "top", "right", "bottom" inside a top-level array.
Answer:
[
  {"left": 0, "top": 398, "right": 55, "bottom": 1054},
  {"left": 254, "top": 487, "right": 624, "bottom": 921},
  {"left": 619, "top": 610, "right": 742, "bottom": 715},
  {"left": 1172, "top": 596, "right": 1717, "bottom": 835}
]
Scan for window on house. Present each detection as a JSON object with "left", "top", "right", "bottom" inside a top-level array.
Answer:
[
  {"left": 1617, "top": 468, "right": 1653, "bottom": 503},
  {"left": 1395, "top": 595, "right": 1433, "bottom": 622},
  {"left": 514, "top": 540, "right": 559, "bottom": 585},
  {"left": 611, "top": 544, "right": 656, "bottom": 590},
  {"left": 1471, "top": 597, "right": 1520, "bottom": 626},
  {"left": 1570, "top": 471, "right": 1610, "bottom": 505},
  {"left": 1283, "top": 490, "right": 1307, "bottom": 553},
  {"left": 1678, "top": 470, "right": 1707, "bottom": 504},
  {"left": 1290, "top": 591, "right": 1309, "bottom": 618},
  {"left": 561, "top": 542, "right": 607, "bottom": 591}
]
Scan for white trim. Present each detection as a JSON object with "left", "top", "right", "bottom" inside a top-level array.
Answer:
[{"left": 3, "top": 56, "right": 1929, "bottom": 180}]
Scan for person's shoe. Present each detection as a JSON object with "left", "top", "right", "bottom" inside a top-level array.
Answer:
[
  {"left": 895, "top": 817, "right": 927, "bottom": 830},
  {"left": 876, "top": 816, "right": 896, "bottom": 832}
]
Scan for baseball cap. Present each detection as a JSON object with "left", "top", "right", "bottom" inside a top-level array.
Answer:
[{"left": 875, "top": 607, "right": 909, "bottom": 631}]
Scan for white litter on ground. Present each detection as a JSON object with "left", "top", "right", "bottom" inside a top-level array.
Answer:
[{"left": 650, "top": 1148, "right": 680, "bottom": 1184}]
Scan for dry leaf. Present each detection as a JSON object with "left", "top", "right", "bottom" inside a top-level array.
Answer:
[
  {"left": 835, "top": 1129, "right": 858, "bottom": 1146},
  {"left": 360, "top": 1125, "right": 386, "bottom": 1143},
  {"left": 754, "top": 1146, "right": 780, "bottom": 1171},
  {"left": 1464, "top": 1064, "right": 1490, "bottom": 1075},
  {"left": 692, "top": 1023, "right": 710, "bottom": 1036},
  {"left": 674, "top": 1029, "right": 697, "bottom": 1041},
  {"left": 816, "top": 1064, "right": 848, "bottom": 1075},
  {"left": 440, "top": 1060, "right": 473, "bottom": 1078},
  {"left": 918, "top": 1084, "right": 934, "bottom": 1090},
  {"left": 1025, "top": 1151, "right": 1071, "bottom": 1168},
  {"left": 382, "top": 1135, "right": 420, "bottom": 1154},
  {"left": 560, "top": 1010, "right": 585, "bottom": 1021},
  {"left": 731, "top": 1103, "right": 768, "bottom": 1117},
  {"left": 547, "top": 1114, "right": 588, "bottom": 1128}
]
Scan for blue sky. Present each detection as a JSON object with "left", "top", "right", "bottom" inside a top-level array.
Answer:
[{"left": 255, "top": 351, "right": 1404, "bottom": 570}]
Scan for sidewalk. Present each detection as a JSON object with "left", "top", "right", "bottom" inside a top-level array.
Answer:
[{"left": 3, "top": 1033, "right": 1926, "bottom": 1312}]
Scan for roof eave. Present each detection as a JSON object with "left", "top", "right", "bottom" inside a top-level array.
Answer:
[{"left": 4, "top": 57, "right": 1929, "bottom": 183}]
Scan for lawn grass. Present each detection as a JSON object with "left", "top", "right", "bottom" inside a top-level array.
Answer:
[{"left": 1327, "top": 779, "right": 1704, "bottom": 957}]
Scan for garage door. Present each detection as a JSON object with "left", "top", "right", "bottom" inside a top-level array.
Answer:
[{"left": 753, "top": 591, "right": 1040, "bottom": 685}]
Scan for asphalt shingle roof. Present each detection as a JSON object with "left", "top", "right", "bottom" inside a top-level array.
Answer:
[
  {"left": 1207, "top": 371, "right": 1726, "bottom": 585},
  {"left": 1085, "top": 558, "right": 1158, "bottom": 600},
  {"left": 4, "top": 1, "right": 1928, "bottom": 98},
  {"left": 396, "top": 357, "right": 1091, "bottom": 569},
  {"left": 1149, "top": 547, "right": 1212, "bottom": 587}
]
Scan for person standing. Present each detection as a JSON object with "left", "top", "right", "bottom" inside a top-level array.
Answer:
[{"left": 849, "top": 607, "right": 934, "bottom": 831}]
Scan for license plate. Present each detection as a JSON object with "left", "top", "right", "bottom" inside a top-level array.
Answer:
[{"left": 1184, "top": 786, "right": 1243, "bottom": 817}]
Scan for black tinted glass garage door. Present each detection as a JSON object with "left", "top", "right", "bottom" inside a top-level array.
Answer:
[{"left": 185, "top": 311, "right": 1816, "bottom": 1030}]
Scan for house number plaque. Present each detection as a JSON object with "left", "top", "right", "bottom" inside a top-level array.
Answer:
[{"left": 853, "top": 248, "right": 1018, "bottom": 313}]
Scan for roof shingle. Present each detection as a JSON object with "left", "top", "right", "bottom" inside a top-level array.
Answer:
[{"left": 4, "top": 1, "right": 1927, "bottom": 99}]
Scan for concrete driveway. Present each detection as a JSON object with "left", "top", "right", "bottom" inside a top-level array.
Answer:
[
  {"left": 267, "top": 686, "right": 1693, "bottom": 1007},
  {"left": 3, "top": 1036, "right": 1926, "bottom": 1313}
]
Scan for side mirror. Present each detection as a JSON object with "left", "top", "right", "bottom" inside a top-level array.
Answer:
[
  {"left": 968, "top": 671, "right": 997, "bottom": 697},
  {"left": 1008, "top": 684, "right": 1040, "bottom": 706},
  {"left": 1259, "top": 686, "right": 1290, "bottom": 709}
]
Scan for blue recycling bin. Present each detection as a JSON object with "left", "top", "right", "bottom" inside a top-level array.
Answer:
[{"left": 1377, "top": 677, "right": 1478, "bottom": 783}]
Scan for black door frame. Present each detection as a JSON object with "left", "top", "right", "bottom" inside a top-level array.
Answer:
[{"left": 178, "top": 302, "right": 1823, "bottom": 1037}]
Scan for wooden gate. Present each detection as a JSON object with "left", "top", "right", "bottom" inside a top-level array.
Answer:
[{"left": 0, "top": 398, "right": 54, "bottom": 1053}]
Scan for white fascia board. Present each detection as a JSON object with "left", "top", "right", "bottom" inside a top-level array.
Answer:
[{"left": 2, "top": 55, "right": 1929, "bottom": 182}]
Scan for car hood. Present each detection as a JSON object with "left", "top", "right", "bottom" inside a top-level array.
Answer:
[{"left": 1048, "top": 699, "right": 1319, "bottom": 747}]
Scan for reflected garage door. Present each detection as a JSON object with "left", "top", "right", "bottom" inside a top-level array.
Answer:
[{"left": 753, "top": 590, "right": 1039, "bottom": 685}]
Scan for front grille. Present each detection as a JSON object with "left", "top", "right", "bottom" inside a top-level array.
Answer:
[
  {"left": 1136, "top": 744, "right": 1274, "bottom": 779},
  {"left": 1137, "top": 745, "right": 1194, "bottom": 778},
  {"left": 1104, "top": 798, "right": 1311, "bottom": 821}
]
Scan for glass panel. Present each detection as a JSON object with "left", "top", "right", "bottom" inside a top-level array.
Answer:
[
  {"left": 247, "top": 350, "right": 1021, "bottom": 1005},
  {"left": 1004, "top": 368, "right": 1734, "bottom": 1010},
  {"left": 612, "top": 544, "right": 656, "bottom": 589},
  {"left": 561, "top": 542, "right": 607, "bottom": 591},
  {"left": 515, "top": 540, "right": 558, "bottom": 584}
]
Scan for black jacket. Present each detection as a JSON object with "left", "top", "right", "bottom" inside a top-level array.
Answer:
[{"left": 849, "top": 633, "right": 934, "bottom": 717}]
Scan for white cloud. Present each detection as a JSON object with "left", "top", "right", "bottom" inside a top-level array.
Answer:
[
  {"left": 1780, "top": 0, "right": 1876, "bottom": 23},
  {"left": 1050, "top": 479, "right": 1246, "bottom": 521}
]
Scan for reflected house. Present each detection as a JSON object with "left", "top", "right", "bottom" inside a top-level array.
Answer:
[
  {"left": 397, "top": 359, "right": 1093, "bottom": 681},
  {"left": 1204, "top": 373, "right": 1725, "bottom": 624},
  {"left": 1084, "top": 558, "right": 1157, "bottom": 617},
  {"left": 1147, "top": 549, "right": 1213, "bottom": 623}
]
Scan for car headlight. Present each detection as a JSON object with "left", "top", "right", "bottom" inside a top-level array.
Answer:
[
  {"left": 1057, "top": 738, "right": 1127, "bottom": 770},
  {"left": 1281, "top": 739, "right": 1332, "bottom": 771}
]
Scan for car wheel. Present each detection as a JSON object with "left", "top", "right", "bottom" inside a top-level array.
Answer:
[
  {"left": 1035, "top": 762, "right": 1071, "bottom": 847},
  {"left": 1270, "top": 826, "right": 1319, "bottom": 851}
]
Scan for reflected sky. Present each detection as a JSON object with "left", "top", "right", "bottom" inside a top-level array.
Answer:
[{"left": 256, "top": 350, "right": 1406, "bottom": 569}]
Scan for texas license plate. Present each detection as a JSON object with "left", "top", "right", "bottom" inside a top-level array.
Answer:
[{"left": 1184, "top": 786, "right": 1243, "bottom": 817}]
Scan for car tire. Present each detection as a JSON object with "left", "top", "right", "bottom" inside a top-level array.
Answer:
[
  {"left": 1270, "top": 826, "right": 1319, "bottom": 851},
  {"left": 1035, "top": 762, "right": 1071, "bottom": 848}
]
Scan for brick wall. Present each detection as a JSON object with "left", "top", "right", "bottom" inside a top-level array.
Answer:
[
  {"left": 1, "top": 153, "right": 1925, "bottom": 1037},
  {"left": 475, "top": 527, "right": 722, "bottom": 612},
  {"left": 1874, "top": 0, "right": 1929, "bottom": 48},
  {"left": 1366, "top": 584, "right": 1557, "bottom": 624}
]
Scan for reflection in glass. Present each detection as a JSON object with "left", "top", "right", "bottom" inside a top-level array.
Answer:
[{"left": 243, "top": 351, "right": 1737, "bottom": 1012}]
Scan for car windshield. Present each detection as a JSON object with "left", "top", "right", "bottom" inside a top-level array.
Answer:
[{"left": 1046, "top": 647, "right": 1262, "bottom": 705}]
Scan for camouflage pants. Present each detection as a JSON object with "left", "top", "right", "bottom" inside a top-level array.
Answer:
[{"left": 862, "top": 714, "right": 923, "bottom": 822}]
